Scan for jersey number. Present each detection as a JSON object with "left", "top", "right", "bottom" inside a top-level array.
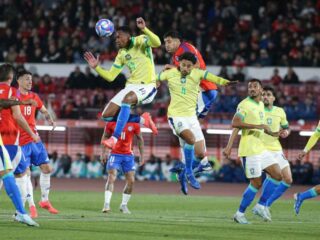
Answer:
[
  {"left": 181, "top": 87, "right": 186, "bottom": 95},
  {"left": 24, "top": 106, "right": 32, "bottom": 116}
]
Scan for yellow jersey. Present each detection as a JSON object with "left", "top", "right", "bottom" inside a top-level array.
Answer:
[
  {"left": 95, "top": 27, "right": 161, "bottom": 85},
  {"left": 157, "top": 68, "right": 229, "bottom": 117},
  {"left": 236, "top": 97, "right": 266, "bottom": 157},
  {"left": 261, "top": 106, "right": 289, "bottom": 151}
]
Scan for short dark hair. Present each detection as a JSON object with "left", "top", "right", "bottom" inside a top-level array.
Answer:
[
  {"left": 248, "top": 78, "right": 262, "bottom": 87},
  {"left": 0, "top": 63, "right": 15, "bottom": 82},
  {"left": 17, "top": 70, "right": 32, "bottom": 80},
  {"left": 163, "top": 31, "right": 182, "bottom": 40},
  {"left": 116, "top": 26, "right": 132, "bottom": 35},
  {"left": 263, "top": 86, "right": 276, "bottom": 97},
  {"left": 178, "top": 52, "right": 197, "bottom": 64}
]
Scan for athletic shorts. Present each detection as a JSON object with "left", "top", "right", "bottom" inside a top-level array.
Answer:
[
  {"left": 106, "top": 154, "right": 135, "bottom": 173},
  {"left": 0, "top": 145, "right": 13, "bottom": 171},
  {"left": 267, "top": 150, "right": 290, "bottom": 170},
  {"left": 21, "top": 142, "right": 50, "bottom": 167},
  {"left": 240, "top": 151, "right": 277, "bottom": 179},
  {"left": 4, "top": 145, "right": 28, "bottom": 175},
  {"left": 168, "top": 115, "right": 204, "bottom": 142},
  {"left": 110, "top": 84, "right": 157, "bottom": 106},
  {"left": 196, "top": 89, "right": 218, "bottom": 119}
]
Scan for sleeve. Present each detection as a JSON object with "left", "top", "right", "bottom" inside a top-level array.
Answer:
[
  {"left": 280, "top": 109, "right": 289, "bottom": 129},
  {"left": 35, "top": 94, "right": 43, "bottom": 110},
  {"left": 304, "top": 131, "right": 320, "bottom": 153},
  {"left": 140, "top": 27, "right": 161, "bottom": 48},
  {"left": 202, "top": 70, "right": 230, "bottom": 85},
  {"left": 9, "top": 87, "right": 18, "bottom": 100},
  {"left": 156, "top": 70, "right": 169, "bottom": 81},
  {"left": 235, "top": 102, "right": 247, "bottom": 121},
  {"left": 94, "top": 53, "right": 123, "bottom": 82}
]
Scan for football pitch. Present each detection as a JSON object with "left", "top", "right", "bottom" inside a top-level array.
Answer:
[{"left": 1, "top": 190, "right": 320, "bottom": 240}]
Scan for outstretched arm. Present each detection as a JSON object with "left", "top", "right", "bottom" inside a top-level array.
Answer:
[{"left": 136, "top": 17, "right": 161, "bottom": 48}]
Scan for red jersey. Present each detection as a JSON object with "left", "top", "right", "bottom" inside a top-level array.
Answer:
[
  {"left": 19, "top": 91, "right": 43, "bottom": 146},
  {"left": 172, "top": 42, "right": 217, "bottom": 91},
  {"left": 105, "top": 122, "right": 140, "bottom": 155},
  {"left": 0, "top": 83, "right": 19, "bottom": 145}
]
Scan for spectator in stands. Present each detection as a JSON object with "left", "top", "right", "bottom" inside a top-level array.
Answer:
[
  {"left": 92, "top": 90, "right": 108, "bottom": 108},
  {"left": 60, "top": 96, "right": 78, "bottom": 119},
  {"left": 232, "top": 67, "right": 245, "bottom": 82},
  {"left": 65, "top": 66, "right": 88, "bottom": 89},
  {"left": 283, "top": 67, "right": 300, "bottom": 84},
  {"left": 300, "top": 94, "right": 317, "bottom": 120},
  {"left": 141, "top": 154, "right": 161, "bottom": 181},
  {"left": 39, "top": 74, "right": 55, "bottom": 94},
  {"left": 70, "top": 153, "right": 87, "bottom": 178},
  {"left": 270, "top": 68, "right": 282, "bottom": 85},
  {"left": 78, "top": 96, "right": 91, "bottom": 119},
  {"left": 84, "top": 67, "right": 96, "bottom": 89},
  {"left": 218, "top": 66, "right": 231, "bottom": 80},
  {"left": 218, "top": 52, "right": 232, "bottom": 66},
  {"left": 160, "top": 154, "right": 175, "bottom": 181},
  {"left": 86, "top": 155, "right": 103, "bottom": 179},
  {"left": 257, "top": 49, "right": 272, "bottom": 66},
  {"left": 42, "top": 43, "right": 61, "bottom": 63},
  {"left": 52, "top": 153, "right": 72, "bottom": 178}
]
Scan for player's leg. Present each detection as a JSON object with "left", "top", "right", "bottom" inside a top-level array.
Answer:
[
  {"left": 103, "top": 168, "right": 117, "bottom": 213},
  {"left": 196, "top": 90, "right": 218, "bottom": 119},
  {"left": 294, "top": 184, "right": 320, "bottom": 215},
  {"left": 193, "top": 139, "right": 212, "bottom": 174},
  {"left": 120, "top": 171, "right": 135, "bottom": 214},
  {"left": 26, "top": 169, "right": 37, "bottom": 218}
]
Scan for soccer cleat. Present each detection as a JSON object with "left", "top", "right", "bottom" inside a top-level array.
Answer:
[
  {"left": 119, "top": 204, "right": 131, "bottom": 214},
  {"left": 141, "top": 112, "right": 158, "bottom": 135},
  {"left": 169, "top": 162, "right": 185, "bottom": 174},
  {"left": 294, "top": 193, "right": 303, "bottom": 215},
  {"left": 29, "top": 205, "right": 38, "bottom": 218},
  {"left": 252, "top": 204, "right": 271, "bottom": 221},
  {"left": 39, "top": 201, "right": 59, "bottom": 214},
  {"left": 233, "top": 213, "right": 249, "bottom": 224},
  {"left": 101, "top": 137, "right": 117, "bottom": 150},
  {"left": 186, "top": 172, "right": 201, "bottom": 189},
  {"left": 193, "top": 162, "right": 213, "bottom": 175},
  {"left": 264, "top": 207, "right": 272, "bottom": 220},
  {"left": 102, "top": 204, "right": 111, "bottom": 213},
  {"left": 14, "top": 213, "right": 39, "bottom": 227},
  {"left": 178, "top": 168, "right": 188, "bottom": 195}
]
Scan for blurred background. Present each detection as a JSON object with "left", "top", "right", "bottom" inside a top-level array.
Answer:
[{"left": 1, "top": 0, "right": 320, "bottom": 185}]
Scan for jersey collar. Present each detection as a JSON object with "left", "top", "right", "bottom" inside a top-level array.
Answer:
[
  {"left": 247, "top": 96, "right": 260, "bottom": 105},
  {"left": 264, "top": 106, "right": 274, "bottom": 112}
]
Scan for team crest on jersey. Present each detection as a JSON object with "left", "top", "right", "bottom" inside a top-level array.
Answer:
[
  {"left": 181, "top": 78, "right": 186, "bottom": 84},
  {"left": 125, "top": 54, "right": 132, "bottom": 60},
  {"left": 128, "top": 126, "right": 133, "bottom": 131},
  {"left": 267, "top": 118, "right": 272, "bottom": 125},
  {"left": 259, "top": 112, "right": 264, "bottom": 120}
]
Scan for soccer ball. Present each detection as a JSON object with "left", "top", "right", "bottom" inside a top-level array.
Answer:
[{"left": 95, "top": 19, "right": 114, "bottom": 37}]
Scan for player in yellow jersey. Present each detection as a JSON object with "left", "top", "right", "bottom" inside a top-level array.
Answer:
[
  {"left": 157, "top": 52, "right": 236, "bottom": 193},
  {"left": 294, "top": 121, "right": 320, "bottom": 215},
  {"left": 84, "top": 17, "right": 160, "bottom": 149},
  {"left": 223, "top": 79, "right": 283, "bottom": 224}
]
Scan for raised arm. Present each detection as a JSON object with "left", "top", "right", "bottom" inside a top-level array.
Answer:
[
  {"left": 136, "top": 17, "right": 161, "bottom": 48},
  {"left": 204, "top": 71, "right": 237, "bottom": 86}
]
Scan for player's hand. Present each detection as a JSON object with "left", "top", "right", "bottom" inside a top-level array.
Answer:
[
  {"left": 164, "top": 64, "right": 175, "bottom": 70},
  {"left": 21, "top": 99, "right": 37, "bottom": 106},
  {"left": 226, "top": 80, "right": 239, "bottom": 86},
  {"left": 136, "top": 17, "right": 146, "bottom": 30},
  {"left": 222, "top": 148, "right": 231, "bottom": 159},
  {"left": 297, "top": 152, "right": 306, "bottom": 161},
  {"left": 49, "top": 120, "right": 56, "bottom": 131},
  {"left": 279, "top": 129, "right": 289, "bottom": 138},
  {"left": 32, "top": 134, "right": 40, "bottom": 143},
  {"left": 84, "top": 51, "right": 99, "bottom": 69}
]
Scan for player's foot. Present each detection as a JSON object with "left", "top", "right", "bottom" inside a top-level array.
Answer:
[
  {"left": 141, "top": 112, "right": 158, "bottom": 135},
  {"left": 29, "top": 205, "right": 38, "bottom": 218},
  {"left": 119, "top": 204, "right": 131, "bottom": 214},
  {"left": 39, "top": 200, "right": 59, "bottom": 214},
  {"left": 264, "top": 206, "right": 272, "bottom": 220},
  {"left": 14, "top": 213, "right": 39, "bottom": 227},
  {"left": 233, "top": 212, "right": 249, "bottom": 224},
  {"left": 294, "top": 193, "right": 303, "bottom": 215},
  {"left": 169, "top": 162, "right": 185, "bottom": 174},
  {"left": 252, "top": 204, "right": 271, "bottom": 221},
  {"left": 178, "top": 168, "right": 188, "bottom": 195},
  {"left": 186, "top": 172, "right": 201, "bottom": 189},
  {"left": 101, "top": 136, "right": 117, "bottom": 150},
  {"left": 102, "top": 204, "right": 111, "bottom": 213},
  {"left": 193, "top": 162, "right": 213, "bottom": 175}
]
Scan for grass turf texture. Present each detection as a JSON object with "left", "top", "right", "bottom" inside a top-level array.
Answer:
[{"left": 1, "top": 191, "right": 320, "bottom": 240}]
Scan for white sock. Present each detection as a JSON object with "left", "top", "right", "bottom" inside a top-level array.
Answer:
[
  {"left": 200, "top": 156, "right": 208, "bottom": 165},
  {"left": 104, "top": 190, "right": 112, "bottom": 206},
  {"left": 40, "top": 173, "right": 51, "bottom": 201},
  {"left": 0, "top": 179, "right": 3, "bottom": 190},
  {"left": 236, "top": 210, "right": 244, "bottom": 216},
  {"left": 15, "top": 175, "right": 28, "bottom": 207},
  {"left": 26, "top": 175, "right": 35, "bottom": 207},
  {"left": 121, "top": 193, "right": 131, "bottom": 206}
]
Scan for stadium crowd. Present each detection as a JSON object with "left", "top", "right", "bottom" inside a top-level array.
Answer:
[{"left": 1, "top": 0, "right": 320, "bottom": 67}]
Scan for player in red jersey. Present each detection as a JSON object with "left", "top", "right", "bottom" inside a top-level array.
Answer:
[
  {"left": 16, "top": 70, "right": 58, "bottom": 218},
  {"left": 100, "top": 122, "right": 144, "bottom": 214},
  {"left": 0, "top": 63, "right": 39, "bottom": 226}
]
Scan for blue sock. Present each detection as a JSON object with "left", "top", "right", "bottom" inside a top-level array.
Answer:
[
  {"left": 184, "top": 144, "right": 194, "bottom": 174},
  {"left": 113, "top": 103, "right": 131, "bottom": 139},
  {"left": 102, "top": 114, "right": 140, "bottom": 123},
  {"left": 299, "top": 187, "right": 318, "bottom": 201},
  {"left": 192, "top": 157, "right": 199, "bottom": 170},
  {"left": 258, "top": 177, "right": 280, "bottom": 206},
  {"left": 2, "top": 172, "right": 26, "bottom": 214},
  {"left": 239, "top": 184, "right": 258, "bottom": 213},
  {"left": 266, "top": 181, "right": 290, "bottom": 207}
]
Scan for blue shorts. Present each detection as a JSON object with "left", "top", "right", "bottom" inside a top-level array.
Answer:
[
  {"left": 5, "top": 145, "right": 28, "bottom": 175},
  {"left": 21, "top": 142, "right": 49, "bottom": 167},
  {"left": 106, "top": 154, "right": 135, "bottom": 173},
  {"left": 196, "top": 89, "right": 218, "bottom": 118}
]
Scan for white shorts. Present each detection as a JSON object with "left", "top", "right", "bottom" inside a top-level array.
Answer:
[
  {"left": 110, "top": 84, "right": 157, "bottom": 106},
  {"left": 240, "top": 151, "right": 277, "bottom": 179},
  {"left": 0, "top": 145, "right": 13, "bottom": 171},
  {"left": 168, "top": 116, "right": 204, "bottom": 142},
  {"left": 267, "top": 151, "right": 290, "bottom": 170}
]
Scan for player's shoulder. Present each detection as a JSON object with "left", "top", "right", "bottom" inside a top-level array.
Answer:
[
  {"left": 238, "top": 97, "right": 250, "bottom": 107},
  {"left": 273, "top": 105, "right": 286, "bottom": 115}
]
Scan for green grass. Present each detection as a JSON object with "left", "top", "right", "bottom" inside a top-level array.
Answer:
[{"left": 1, "top": 190, "right": 320, "bottom": 240}]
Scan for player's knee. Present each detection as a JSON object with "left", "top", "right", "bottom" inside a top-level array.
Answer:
[
  {"left": 122, "top": 92, "right": 136, "bottom": 104},
  {"left": 283, "top": 175, "right": 293, "bottom": 185},
  {"left": 272, "top": 173, "right": 282, "bottom": 182}
]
